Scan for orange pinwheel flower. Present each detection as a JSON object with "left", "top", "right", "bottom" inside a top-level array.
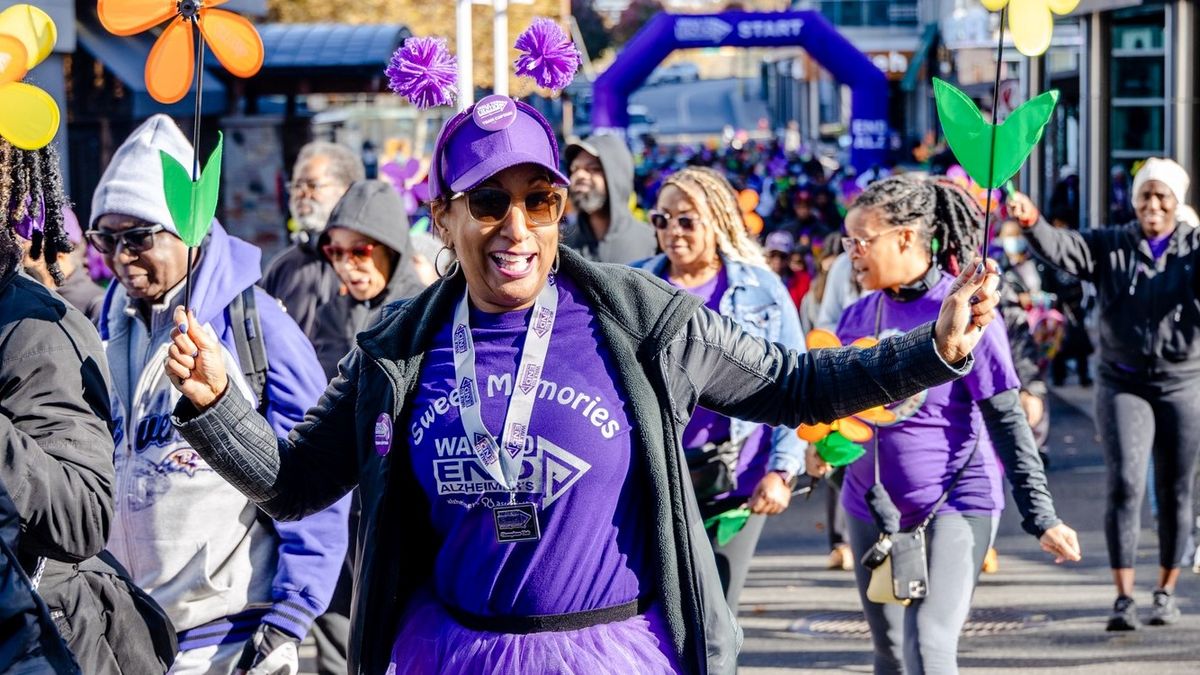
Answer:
[
  {"left": 798, "top": 329, "right": 897, "bottom": 447},
  {"left": 98, "top": 0, "right": 264, "bottom": 104}
]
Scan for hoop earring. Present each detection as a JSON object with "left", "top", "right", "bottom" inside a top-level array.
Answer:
[
  {"left": 551, "top": 252, "right": 560, "bottom": 274},
  {"left": 435, "top": 246, "right": 461, "bottom": 279}
]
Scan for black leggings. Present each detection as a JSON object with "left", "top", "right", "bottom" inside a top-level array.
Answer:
[{"left": 1096, "top": 374, "right": 1200, "bottom": 569}]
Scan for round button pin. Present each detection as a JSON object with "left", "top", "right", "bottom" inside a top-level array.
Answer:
[
  {"left": 373, "top": 412, "right": 393, "bottom": 456},
  {"left": 473, "top": 94, "right": 518, "bottom": 132}
]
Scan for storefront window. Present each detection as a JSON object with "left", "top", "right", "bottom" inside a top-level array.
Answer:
[
  {"left": 1106, "top": 6, "right": 1167, "bottom": 224},
  {"left": 819, "top": 1, "right": 918, "bottom": 28}
]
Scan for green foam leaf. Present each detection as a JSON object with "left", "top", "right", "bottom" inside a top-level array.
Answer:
[
  {"left": 704, "top": 507, "right": 752, "bottom": 547},
  {"left": 159, "top": 132, "right": 224, "bottom": 248},
  {"left": 815, "top": 431, "right": 866, "bottom": 467},
  {"left": 933, "top": 78, "right": 1058, "bottom": 190}
]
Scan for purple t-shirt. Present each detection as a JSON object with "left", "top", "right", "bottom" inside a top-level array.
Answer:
[
  {"left": 666, "top": 268, "right": 768, "bottom": 500},
  {"left": 407, "top": 276, "right": 647, "bottom": 616},
  {"left": 836, "top": 274, "right": 1019, "bottom": 530}
]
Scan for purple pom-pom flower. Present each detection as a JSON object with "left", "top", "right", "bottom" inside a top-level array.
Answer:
[
  {"left": 386, "top": 36, "right": 459, "bottom": 110},
  {"left": 513, "top": 18, "right": 580, "bottom": 91}
]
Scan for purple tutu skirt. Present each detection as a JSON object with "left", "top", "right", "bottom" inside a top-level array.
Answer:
[{"left": 388, "top": 591, "right": 682, "bottom": 674}]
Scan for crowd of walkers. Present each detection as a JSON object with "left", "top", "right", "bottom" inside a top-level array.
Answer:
[{"left": 0, "top": 91, "right": 1196, "bottom": 675}]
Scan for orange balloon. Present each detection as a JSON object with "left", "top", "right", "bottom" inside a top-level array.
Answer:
[
  {"left": 145, "top": 16, "right": 193, "bottom": 104},
  {"left": 743, "top": 211, "right": 764, "bottom": 236},
  {"left": 798, "top": 423, "right": 832, "bottom": 443},
  {"left": 0, "top": 35, "right": 28, "bottom": 84},
  {"left": 199, "top": 9, "right": 264, "bottom": 78},
  {"left": 836, "top": 417, "right": 874, "bottom": 444},
  {"left": 806, "top": 328, "right": 842, "bottom": 351},
  {"left": 855, "top": 406, "right": 897, "bottom": 425},
  {"left": 850, "top": 336, "right": 879, "bottom": 349},
  {"left": 737, "top": 189, "right": 759, "bottom": 213},
  {"left": 98, "top": 0, "right": 175, "bottom": 37}
]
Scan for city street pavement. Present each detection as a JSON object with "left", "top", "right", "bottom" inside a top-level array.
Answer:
[
  {"left": 628, "top": 78, "right": 770, "bottom": 137},
  {"left": 738, "top": 384, "right": 1200, "bottom": 674}
]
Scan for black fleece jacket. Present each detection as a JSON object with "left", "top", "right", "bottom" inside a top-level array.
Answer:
[{"left": 174, "top": 246, "right": 969, "bottom": 674}]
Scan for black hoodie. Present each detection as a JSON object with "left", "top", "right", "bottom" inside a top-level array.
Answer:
[{"left": 311, "top": 181, "right": 428, "bottom": 379}]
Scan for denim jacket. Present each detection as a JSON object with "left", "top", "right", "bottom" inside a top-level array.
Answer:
[{"left": 632, "top": 254, "right": 806, "bottom": 478}]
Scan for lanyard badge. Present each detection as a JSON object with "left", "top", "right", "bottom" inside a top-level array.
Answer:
[{"left": 451, "top": 275, "right": 559, "bottom": 542}]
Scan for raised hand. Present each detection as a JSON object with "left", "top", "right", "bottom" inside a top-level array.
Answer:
[
  {"left": 934, "top": 256, "right": 1002, "bottom": 364},
  {"left": 165, "top": 306, "right": 229, "bottom": 410}
]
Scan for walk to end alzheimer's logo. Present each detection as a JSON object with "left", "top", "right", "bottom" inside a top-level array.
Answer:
[
  {"left": 453, "top": 324, "right": 469, "bottom": 354},
  {"left": 432, "top": 434, "right": 591, "bottom": 509},
  {"left": 532, "top": 307, "right": 554, "bottom": 338},
  {"left": 459, "top": 377, "right": 476, "bottom": 408}
]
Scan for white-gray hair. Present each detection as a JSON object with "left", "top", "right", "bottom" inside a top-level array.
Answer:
[{"left": 293, "top": 142, "right": 365, "bottom": 188}]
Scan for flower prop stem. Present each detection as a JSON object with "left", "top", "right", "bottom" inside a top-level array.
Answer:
[
  {"left": 982, "top": 5, "right": 1007, "bottom": 256},
  {"left": 183, "top": 20, "right": 206, "bottom": 310}
]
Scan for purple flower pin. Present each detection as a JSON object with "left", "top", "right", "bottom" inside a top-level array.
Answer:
[
  {"left": 513, "top": 18, "right": 580, "bottom": 91},
  {"left": 386, "top": 37, "right": 459, "bottom": 110}
]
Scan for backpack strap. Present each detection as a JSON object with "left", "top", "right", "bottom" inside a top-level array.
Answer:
[{"left": 229, "top": 287, "right": 270, "bottom": 416}]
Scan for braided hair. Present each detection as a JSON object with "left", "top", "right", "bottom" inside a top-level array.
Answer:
[
  {"left": 0, "top": 140, "right": 69, "bottom": 282},
  {"left": 849, "top": 174, "right": 983, "bottom": 273},
  {"left": 661, "top": 166, "right": 766, "bottom": 268}
]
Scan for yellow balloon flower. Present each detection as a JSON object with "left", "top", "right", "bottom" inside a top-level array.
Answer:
[
  {"left": 0, "top": 4, "right": 60, "bottom": 150},
  {"left": 981, "top": 0, "right": 1080, "bottom": 57}
]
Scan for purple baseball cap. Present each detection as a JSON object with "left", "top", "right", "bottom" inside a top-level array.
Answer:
[{"left": 429, "top": 95, "right": 569, "bottom": 198}]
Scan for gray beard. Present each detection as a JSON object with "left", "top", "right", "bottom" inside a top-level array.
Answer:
[
  {"left": 570, "top": 189, "right": 607, "bottom": 215},
  {"left": 290, "top": 198, "right": 334, "bottom": 235}
]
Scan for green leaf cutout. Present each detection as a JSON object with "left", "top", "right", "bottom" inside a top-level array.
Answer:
[
  {"left": 159, "top": 132, "right": 224, "bottom": 248},
  {"left": 704, "top": 507, "right": 752, "bottom": 547},
  {"left": 815, "top": 431, "right": 866, "bottom": 468},
  {"left": 933, "top": 79, "right": 1058, "bottom": 190}
]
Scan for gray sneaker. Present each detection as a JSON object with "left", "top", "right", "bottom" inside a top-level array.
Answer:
[
  {"left": 1106, "top": 596, "right": 1139, "bottom": 631},
  {"left": 1148, "top": 589, "right": 1181, "bottom": 626}
]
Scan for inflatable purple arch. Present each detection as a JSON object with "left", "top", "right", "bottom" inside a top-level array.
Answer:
[{"left": 591, "top": 10, "right": 891, "bottom": 171}]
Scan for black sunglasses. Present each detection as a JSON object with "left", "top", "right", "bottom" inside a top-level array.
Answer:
[
  {"left": 450, "top": 187, "right": 567, "bottom": 226},
  {"left": 648, "top": 211, "right": 698, "bottom": 231},
  {"left": 85, "top": 224, "right": 166, "bottom": 255}
]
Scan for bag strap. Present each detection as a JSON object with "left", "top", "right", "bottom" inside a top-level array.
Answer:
[
  {"left": 228, "top": 287, "right": 270, "bottom": 416},
  {"left": 870, "top": 296, "right": 983, "bottom": 532}
]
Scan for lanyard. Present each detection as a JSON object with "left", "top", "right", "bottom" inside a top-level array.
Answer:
[{"left": 451, "top": 275, "right": 559, "bottom": 490}]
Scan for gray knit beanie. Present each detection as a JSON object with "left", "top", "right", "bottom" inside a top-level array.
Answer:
[{"left": 90, "top": 114, "right": 195, "bottom": 236}]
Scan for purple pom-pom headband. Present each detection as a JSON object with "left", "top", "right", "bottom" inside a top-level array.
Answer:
[{"left": 386, "top": 17, "right": 579, "bottom": 110}]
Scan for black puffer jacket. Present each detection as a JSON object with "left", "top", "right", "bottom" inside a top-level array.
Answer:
[
  {"left": 174, "top": 245, "right": 970, "bottom": 674},
  {"left": 1024, "top": 217, "right": 1200, "bottom": 380},
  {"left": 0, "top": 270, "right": 116, "bottom": 670}
]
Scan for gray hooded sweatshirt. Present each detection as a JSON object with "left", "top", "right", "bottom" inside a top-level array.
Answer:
[
  {"left": 564, "top": 135, "right": 656, "bottom": 264},
  {"left": 311, "top": 180, "right": 427, "bottom": 379}
]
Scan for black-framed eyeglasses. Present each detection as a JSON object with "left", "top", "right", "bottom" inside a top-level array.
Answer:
[
  {"left": 648, "top": 211, "right": 698, "bottom": 231},
  {"left": 449, "top": 186, "right": 567, "bottom": 226},
  {"left": 84, "top": 224, "right": 166, "bottom": 255}
]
